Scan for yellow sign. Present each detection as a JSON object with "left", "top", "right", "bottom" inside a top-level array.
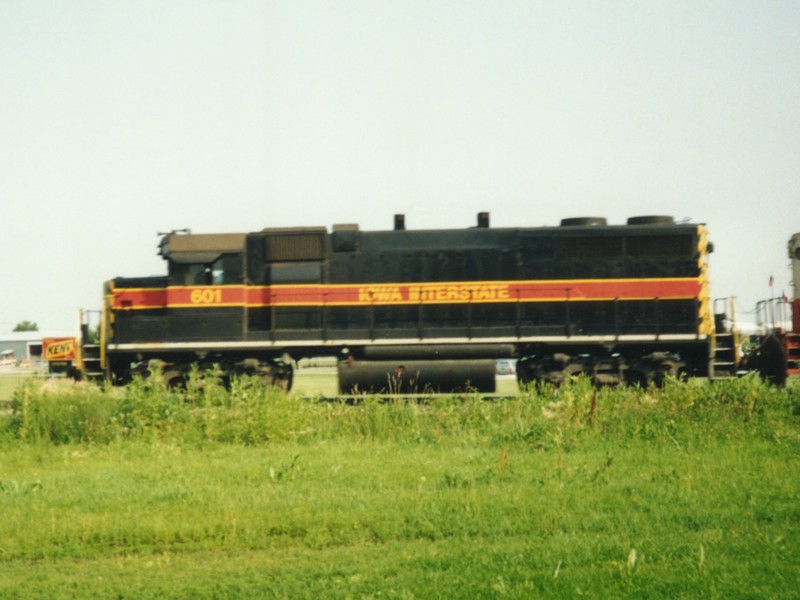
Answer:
[{"left": 43, "top": 338, "right": 77, "bottom": 361}]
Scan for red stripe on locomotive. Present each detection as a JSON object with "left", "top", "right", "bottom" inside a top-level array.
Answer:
[{"left": 110, "top": 278, "right": 702, "bottom": 310}]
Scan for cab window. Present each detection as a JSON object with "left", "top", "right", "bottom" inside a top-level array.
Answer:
[{"left": 171, "top": 254, "right": 243, "bottom": 285}]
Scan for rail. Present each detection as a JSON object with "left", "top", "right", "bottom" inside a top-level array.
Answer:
[{"left": 756, "top": 297, "right": 793, "bottom": 332}]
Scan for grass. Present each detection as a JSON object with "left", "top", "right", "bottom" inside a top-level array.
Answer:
[
  {"left": 0, "top": 372, "right": 30, "bottom": 402},
  {"left": 0, "top": 374, "right": 798, "bottom": 598}
]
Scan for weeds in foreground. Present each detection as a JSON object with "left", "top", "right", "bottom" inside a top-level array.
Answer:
[{"left": 1, "top": 373, "right": 796, "bottom": 448}]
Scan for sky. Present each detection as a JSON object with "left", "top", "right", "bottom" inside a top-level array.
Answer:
[{"left": 1, "top": 1, "right": 799, "bottom": 333}]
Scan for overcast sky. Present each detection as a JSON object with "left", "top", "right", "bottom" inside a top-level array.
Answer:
[{"left": 2, "top": 1, "right": 798, "bottom": 332}]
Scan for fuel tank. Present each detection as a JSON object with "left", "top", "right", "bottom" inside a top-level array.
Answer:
[{"left": 337, "top": 359, "right": 496, "bottom": 394}]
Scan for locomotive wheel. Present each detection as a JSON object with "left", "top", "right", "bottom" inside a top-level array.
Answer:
[
  {"left": 163, "top": 369, "right": 188, "bottom": 389},
  {"left": 266, "top": 360, "right": 293, "bottom": 391},
  {"left": 235, "top": 358, "right": 294, "bottom": 391},
  {"left": 516, "top": 354, "right": 586, "bottom": 387},
  {"left": 518, "top": 352, "right": 683, "bottom": 388},
  {"left": 270, "top": 367, "right": 293, "bottom": 391},
  {"left": 624, "top": 370, "right": 649, "bottom": 388}
]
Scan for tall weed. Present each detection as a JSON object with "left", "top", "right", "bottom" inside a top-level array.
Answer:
[
  {"left": 8, "top": 379, "right": 118, "bottom": 444},
  {"left": 1, "top": 373, "right": 796, "bottom": 448}
]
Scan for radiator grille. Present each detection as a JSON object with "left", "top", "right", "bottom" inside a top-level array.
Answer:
[
  {"left": 265, "top": 233, "right": 325, "bottom": 261},
  {"left": 627, "top": 235, "right": 693, "bottom": 257}
]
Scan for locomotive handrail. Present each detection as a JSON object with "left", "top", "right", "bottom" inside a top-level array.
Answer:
[
  {"left": 321, "top": 291, "right": 328, "bottom": 342},
  {"left": 654, "top": 297, "right": 660, "bottom": 338},
  {"left": 466, "top": 301, "right": 472, "bottom": 339},
  {"left": 417, "top": 298, "right": 423, "bottom": 339},
  {"left": 369, "top": 299, "right": 375, "bottom": 340},
  {"left": 270, "top": 291, "right": 276, "bottom": 342},
  {"left": 564, "top": 288, "right": 571, "bottom": 337}
]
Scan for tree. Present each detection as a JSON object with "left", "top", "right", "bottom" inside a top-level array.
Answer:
[{"left": 13, "top": 321, "right": 38, "bottom": 332}]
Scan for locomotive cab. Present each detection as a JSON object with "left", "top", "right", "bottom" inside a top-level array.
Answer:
[
  {"left": 160, "top": 232, "right": 245, "bottom": 285},
  {"left": 105, "top": 230, "right": 292, "bottom": 388}
]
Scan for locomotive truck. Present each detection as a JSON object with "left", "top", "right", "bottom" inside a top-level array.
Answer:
[{"left": 70, "top": 213, "right": 725, "bottom": 393}]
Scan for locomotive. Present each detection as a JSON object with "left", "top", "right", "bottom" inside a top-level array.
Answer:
[
  {"left": 76, "top": 213, "right": 720, "bottom": 393},
  {"left": 738, "top": 232, "right": 800, "bottom": 384}
]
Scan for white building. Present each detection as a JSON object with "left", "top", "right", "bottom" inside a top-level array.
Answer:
[{"left": 0, "top": 331, "right": 74, "bottom": 366}]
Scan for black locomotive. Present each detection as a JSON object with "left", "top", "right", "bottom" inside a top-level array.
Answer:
[{"left": 92, "top": 213, "right": 715, "bottom": 392}]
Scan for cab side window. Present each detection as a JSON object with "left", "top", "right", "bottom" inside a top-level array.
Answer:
[
  {"left": 170, "top": 254, "right": 243, "bottom": 285},
  {"left": 212, "top": 254, "right": 242, "bottom": 284}
]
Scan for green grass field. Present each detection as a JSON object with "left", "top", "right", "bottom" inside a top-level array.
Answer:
[
  {"left": 0, "top": 373, "right": 798, "bottom": 598},
  {"left": 0, "top": 373, "right": 28, "bottom": 402}
]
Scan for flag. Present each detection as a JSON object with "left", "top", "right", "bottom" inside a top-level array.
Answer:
[{"left": 769, "top": 275, "right": 774, "bottom": 287}]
